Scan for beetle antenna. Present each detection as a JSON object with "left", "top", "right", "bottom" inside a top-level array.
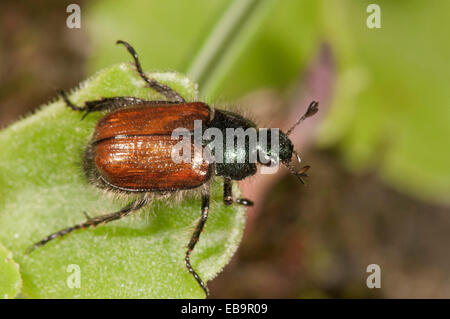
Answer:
[{"left": 286, "top": 101, "right": 319, "bottom": 136}]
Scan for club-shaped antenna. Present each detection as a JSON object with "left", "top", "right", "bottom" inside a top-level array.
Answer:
[{"left": 286, "top": 101, "right": 319, "bottom": 136}]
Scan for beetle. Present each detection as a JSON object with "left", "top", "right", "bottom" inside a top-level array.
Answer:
[{"left": 27, "top": 40, "right": 318, "bottom": 296}]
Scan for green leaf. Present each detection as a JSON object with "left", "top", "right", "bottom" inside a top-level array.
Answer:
[
  {"left": 0, "top": 244, "right": 22, "bottom": 299},
  {"left": 0, "top": 64, "right": 245, "bottom": 298}
]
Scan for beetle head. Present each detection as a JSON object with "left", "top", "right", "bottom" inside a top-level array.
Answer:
[{"left": 258, "top": 101, "right": 318, "bottom": 184}]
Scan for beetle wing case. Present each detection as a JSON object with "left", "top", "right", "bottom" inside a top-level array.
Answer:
[
  {"left": 93, "top": 102, "right": 209, "bottom": 140},
  {"left": 85, "top": 102, "right": 212, "bottom": 192}
]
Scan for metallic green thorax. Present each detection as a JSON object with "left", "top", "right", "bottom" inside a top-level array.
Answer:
[{"left": 205, "top": 109, "right": 294, "bottom": 180}]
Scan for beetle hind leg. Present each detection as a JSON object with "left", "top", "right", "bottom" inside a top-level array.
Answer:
[
  {"left": 116, "top": 40, "right": 186, "bottom": 103},
  {"left": 223, "top": 178, "right": 254, "bottom": 207},
  {"left": 26, "top": 195, "right": 149, "bottom": 254}
]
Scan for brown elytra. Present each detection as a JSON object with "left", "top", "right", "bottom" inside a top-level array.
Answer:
[{"left": 91, "top": 102, "right": 212, "bottom": 191}]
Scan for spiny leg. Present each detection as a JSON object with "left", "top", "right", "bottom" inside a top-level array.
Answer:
[
  {"left": 116, "top": 40, "right": 185, "bottom": 103},
  {"left": 223, "top": 177, "right": 254, "bottom": 206},
  {"left": 59, "top": 90, "right": 154, "bottom": 119},
  {"left": 26, "top": 195, "right": 149, "bottom": 254},
  {"left": 185, "top": 188, "right": 211, "bottom": 296}
]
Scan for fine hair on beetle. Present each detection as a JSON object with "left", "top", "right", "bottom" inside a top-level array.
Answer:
[{"left": 27, "top": 39, "right": 319, "bottom": 297}]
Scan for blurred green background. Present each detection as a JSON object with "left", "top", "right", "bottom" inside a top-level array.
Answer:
[{"left": 0, "top": 0, "right": 449, "bottom": 298}]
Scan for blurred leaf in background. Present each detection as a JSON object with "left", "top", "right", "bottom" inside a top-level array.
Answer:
[
  {"left": 318, "top": 0, "right": 450, "bottom": 205},
  {"left": 86, "top": 0, "right": 322, "bottom": 99}
]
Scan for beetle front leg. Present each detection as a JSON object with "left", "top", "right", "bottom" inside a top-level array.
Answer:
[
  {"left": 223, "top": 177, "right": 254, "bottom": 206},
  {"left": 185, "top": 188, "right": 210, "bottom": 296}
]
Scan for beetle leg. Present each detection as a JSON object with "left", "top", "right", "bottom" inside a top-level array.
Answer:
[
  {"left": 116, "top": 40, "right": 186, "bottom": 103},
  {"left": 185, "top": 188, "right": 210, "bottom": 296},
  {"left": 26, "top": 195, "right": 149, "bottom": 254},
  {"left": 223, "top": 177, "right": 254, "bottom": 207},
  {"left": 59, "top": 90, "right": 152, "bottom": 119}
]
